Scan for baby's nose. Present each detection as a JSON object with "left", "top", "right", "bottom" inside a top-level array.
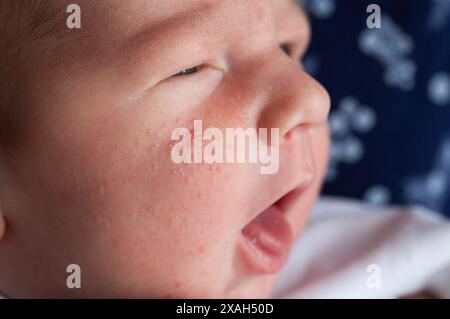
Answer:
[{"left": 257, "top": 53, "right": 331, "bottom": 139}]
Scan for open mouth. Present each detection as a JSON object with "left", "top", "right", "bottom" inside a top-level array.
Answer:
[{"left": 239, "top": 180, "right": 313, "bottom": 274}]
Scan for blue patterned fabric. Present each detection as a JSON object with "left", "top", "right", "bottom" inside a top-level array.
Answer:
[{"left": 302, "top": 0, "right": 450, "bottom": 217}]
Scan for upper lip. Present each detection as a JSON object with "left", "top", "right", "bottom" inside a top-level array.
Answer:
[
  {"left": 274, "top": 174, "right": 315, "bottom": 215},
  {"left": 276, "top": 127, "right": 316, "bottom": 214},
  {"left": 246, "top": 171, "right": 315, "bottom": 226}
]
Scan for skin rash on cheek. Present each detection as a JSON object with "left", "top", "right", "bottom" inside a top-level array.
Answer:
[{"left": 170, "top": 120, "right": 280, "bottom": 175}]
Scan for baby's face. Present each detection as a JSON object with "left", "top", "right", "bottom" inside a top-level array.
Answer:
[{"left": 0, "top": 0, "right": 330, "bottom": 298}]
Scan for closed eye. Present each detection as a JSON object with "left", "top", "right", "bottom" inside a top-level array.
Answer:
[
  {"left": 171, "top": 65, "right": 204, "bottom": 78},
  {"left": 280, "top": 43, "right": 292, "bottom": 56},
  {"left": 280, "top": 42, "right": 304, "bottom": 65}
]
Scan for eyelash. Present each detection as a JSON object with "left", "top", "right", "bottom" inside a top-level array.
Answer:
[
  {"left": 170, "top": 43, "right": 294, "bottom": 79},
  {"left": 172, "top": 65, "right": 205, "bottom": 78}
]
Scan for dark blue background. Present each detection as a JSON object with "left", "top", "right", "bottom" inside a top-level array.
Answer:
[{"left": 303, "top": 0, "right": 450, "bottom": 217}]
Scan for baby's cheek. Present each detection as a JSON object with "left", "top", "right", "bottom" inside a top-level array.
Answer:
[
  {"left": 88, "top": 147, "right": 247, "bottom": 291},
  {"left": 25, "top": 111, "right": 257, "bottom": 296}
]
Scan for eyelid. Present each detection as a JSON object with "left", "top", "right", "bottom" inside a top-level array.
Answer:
[
  {"left": 280, "top": 43, "right": 291, "bottom": 56},
  {"left": 172, "top": 64, "right": 205, "bottom": 77},
  {"left": 165, "top": 62, "right": 226, "bottom": 81},
  {"left": 280, "top": 41, "right": 304, "bottom": 61}
]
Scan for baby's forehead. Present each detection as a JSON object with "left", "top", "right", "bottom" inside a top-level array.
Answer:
[
  {"left": 76, "top": 0, "right": 301, "bottom": 28},
  {"left": 8, "top": 0, "right": 302, "bottom": 45}
]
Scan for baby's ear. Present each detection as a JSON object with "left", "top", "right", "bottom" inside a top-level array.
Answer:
[
  {"left": 0, "top": 207, "right": 5, "bottom": 240},
  {"left": 0, "top": 159, "right": 8, "bottom": 240}
]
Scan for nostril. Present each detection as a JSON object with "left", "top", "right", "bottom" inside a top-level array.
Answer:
[
  {"left": 283, "top": 124, "right": 313, "bottom": 142},
  {"left": 284, "top": 129, "right": 294, "bottom": 141}
]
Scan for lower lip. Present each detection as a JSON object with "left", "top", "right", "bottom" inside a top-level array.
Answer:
[{"left": 239, "top": 203, "right": 293, "bottom": 274}]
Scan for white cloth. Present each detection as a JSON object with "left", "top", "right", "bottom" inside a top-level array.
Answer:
[{"left": 272, "top": 196, "right": 450, "bottom": 299}]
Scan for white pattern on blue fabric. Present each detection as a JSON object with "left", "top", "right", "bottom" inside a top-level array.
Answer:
[
  {"left": 304, "top": 2, "right": 450, "bottom": 217},
  {"left": 359, "top": 16, "right": 416, "bottom": 91},
  {"left": 403, "top": 137, "right": 450, "bottom": 212},
  {"left": 428, "top": 72, "right": 450, "bottom": 106},
  {"left": 428, "top": 0, "right": 450, "bottom": 31},
  {"left": 301, "top": 0, "right": 336, "bottom": 19},
  {"left": 326, "top": 96, "right": 377, "bottom": 182},
  {"left": 364, "top": 185, "right": 392, "bottom": 206}
]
